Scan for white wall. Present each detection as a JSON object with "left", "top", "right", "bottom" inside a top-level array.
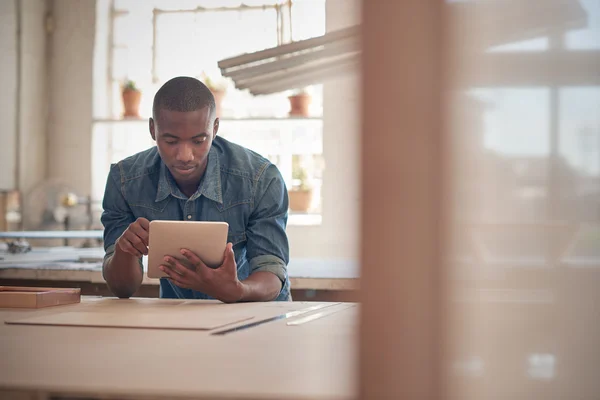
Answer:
[
  {"left": 47, "top": 0, "right": 95, "bottom": 196},
  {"left": 0, "top": 0, "right": 18, "bottom": 191},
  {"left": 286, "top": 0, "right": 362, "bottom": 260},
  {"left": 19, "top": 0, "right": 49, "bottom": 197},
  {"left": 0, "top": 0, "right": 49, "bottom": 195}
]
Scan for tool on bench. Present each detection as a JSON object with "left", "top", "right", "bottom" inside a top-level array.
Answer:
[
  {"left": 211, "top": 302, "right": 341, "bottom": 335},
  {"left": 287, "top": 304, "right": 356, "bottom": 325}
]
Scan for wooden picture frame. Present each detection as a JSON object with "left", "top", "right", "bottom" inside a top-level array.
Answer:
[{"left": 0, "top": 286, "right": 81, "bottom": 309}]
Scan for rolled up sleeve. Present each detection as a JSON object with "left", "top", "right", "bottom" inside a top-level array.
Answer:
[
  {"left": 250, "top": 255, "right": 287, "bottom": 283},
  {"left": 246, "top": 164, "right": 290, "bottom": 286}
]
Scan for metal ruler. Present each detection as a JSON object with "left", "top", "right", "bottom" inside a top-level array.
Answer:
[
  {"left": 286, "top": 303, "right": 356, "bottom": 326},
  {"left": 211, "top": 302, "right": 341, "bottom": 335}
]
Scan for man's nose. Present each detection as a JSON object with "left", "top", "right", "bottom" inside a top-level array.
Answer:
[{"left": 176, "top": 144, "right": 194, "bottom": 162}]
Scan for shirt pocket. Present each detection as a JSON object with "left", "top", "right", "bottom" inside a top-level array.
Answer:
[
  {"left": 129, "top": 201, "right": 172, "bottom": 221},
  {"left": 124, "top": 182, "right": 173, "bottom": 220},
  {"left": 216, "top": 173, "right": 253, "bottom": 213}
]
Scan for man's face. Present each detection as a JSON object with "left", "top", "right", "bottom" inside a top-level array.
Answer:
[{"left": 150, "top": 106, "right": 219, "bottom": 187}]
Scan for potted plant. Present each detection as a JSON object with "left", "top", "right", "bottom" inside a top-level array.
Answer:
[
  {"left": 288, "top": 163, "right": 313, "bottom": 212},
  {"left": 201, "top": 72, "right": 228, "bottom": 117},
  {"left": 121, "top": 80, "right": 141, "bottom": 118},
  {"left": 288, "top": 87, "right": 311, "bottom": 117}
]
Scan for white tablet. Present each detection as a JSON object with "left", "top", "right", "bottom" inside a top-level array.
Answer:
[{"left": 147, "top": 220, "right": 229, "bottom": 279}]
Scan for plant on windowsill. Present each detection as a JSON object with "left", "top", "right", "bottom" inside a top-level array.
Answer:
[
  {"left": 121, "top": 79, "right": 142, "bottom": 118},
  {"left": 288, "top": 87, "right": 311, "bottom": 117},
  {"left": 201, "top": 72, "right": 228, "bottom": 117},
  {"left": 288, "top": 164, "right": 313, "bottom": 213}
]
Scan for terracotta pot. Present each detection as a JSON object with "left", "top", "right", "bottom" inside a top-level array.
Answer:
[
  {"left": 288, "top": 189, "right": 313, "bottom": 212},
  {"left": 211, "top": 90, "right": 225, "bottom": 117},
  {"left": 122, "top": 89, "right": 141, "bottom": 117},
  {"left": 288, "top": 93, "right": 311, "bottom": 117}
]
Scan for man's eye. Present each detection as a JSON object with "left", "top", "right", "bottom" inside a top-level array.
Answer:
[
  {"left": 165, "top": 141, "right": 176, "bottom": 145},
  {"left": 194, "top": 138, "right": 206, "bottom": 144}
]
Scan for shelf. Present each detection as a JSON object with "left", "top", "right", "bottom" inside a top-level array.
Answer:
[{"left": 93, "top": 116, "right": 323, "bottom": 123}]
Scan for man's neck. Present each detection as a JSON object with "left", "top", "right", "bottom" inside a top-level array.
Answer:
[
  {"left": 175, "top": 159, "right": 208, "bottom": 198},
  {"left": 178, "top": 184, "right": 197, "bottom": 198}
]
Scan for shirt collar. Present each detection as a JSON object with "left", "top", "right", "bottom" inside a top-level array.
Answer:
[{"left": 155, "top": 146, "right": 222, "bottom": 204}]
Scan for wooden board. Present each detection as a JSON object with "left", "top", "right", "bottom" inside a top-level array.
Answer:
[
  {"left": 5, "top": 301, "right": 254, "bottom": 330},
  {"left": 0, "top": 286, "right": 80, "bottom": 308}
]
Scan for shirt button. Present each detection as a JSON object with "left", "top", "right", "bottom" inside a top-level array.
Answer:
[{"left": 187, "top": 215, "right": 192, "bottom": 220}]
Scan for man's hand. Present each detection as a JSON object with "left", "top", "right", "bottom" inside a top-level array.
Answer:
[
  {"left": 115, "top": 217, "right": 150, "bottom": 258},
  {"left": 103, "top": 217, "right": 149, "bottom": 298},
  {"left": 159, "top": 243, "right": 245, "bottom": 303}
]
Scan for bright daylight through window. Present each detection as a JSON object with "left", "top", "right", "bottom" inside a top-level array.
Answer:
[{"left": 92, "top": 0, "right": 326, "bottom": 225}]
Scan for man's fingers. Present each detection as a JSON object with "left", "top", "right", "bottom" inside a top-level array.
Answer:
[
  {"left": 222, "top": 243, "right": 235, "bottom": 268},
  {"left": 119, "top": 240, "right": 142, "bottom": 258},
  {"left": 129, "top": 223, "right": 149, "bottom": 247},
  {"left": 160, "top": 264, "right": 186, "bottom": 287},
  {"left": 163, "top": 256, "right": 189, "bottom": 277},
  {"left": 136, "top": 217, "right": 150, "bottom": 231},
  {"left": 126, "top": 233, "right": 148, "bottom": 255},
  {"left": 180, "top": 249, "right": 207, "bottom": 270}
]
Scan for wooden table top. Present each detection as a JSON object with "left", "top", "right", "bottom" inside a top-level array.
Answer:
[{"left": 0, "top": 296, "right": 358, "bottom": 400}]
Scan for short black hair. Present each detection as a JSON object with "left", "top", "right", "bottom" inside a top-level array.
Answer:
[{"left": 152, "top": 76, "right": 215, "bottom": 121}]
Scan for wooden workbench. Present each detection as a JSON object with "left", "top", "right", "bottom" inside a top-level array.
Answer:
[
  {"left": 0, "top": 247, "right": 360, "bottom": 302},
  {"left": 0, "top": 296, "right": 358, "bottom": 400}
]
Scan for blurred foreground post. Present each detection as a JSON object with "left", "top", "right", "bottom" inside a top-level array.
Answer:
[{"left": 359, "top": 1, "right": 445, "bottom": 399}]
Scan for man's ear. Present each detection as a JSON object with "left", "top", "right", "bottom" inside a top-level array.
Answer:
[
  {"left": 149, "top": 118, "right": 156, "bottom": 141},
  {"left": 212, "top": 117, "right": 219, "bottom": 139}
]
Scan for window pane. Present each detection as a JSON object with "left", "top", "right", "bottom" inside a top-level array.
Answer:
[
  {"left": 155, "top": 9, "right": 278, "bottom": 82},
  {"left": 291, "top": 0, "right": 326, "bottom": 41},
  {"left": 565, "top": 0, "right": 600, "bottom": 50},
  {"left": 558, "top": 86, "right": 600, "bottom": 224}
]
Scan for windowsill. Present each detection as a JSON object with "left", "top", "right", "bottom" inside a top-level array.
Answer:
[{"left": 288, "top": 213, "right": 322, "bottom": 226}]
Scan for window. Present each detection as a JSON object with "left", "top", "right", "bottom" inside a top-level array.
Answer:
[
  {"left": 92, "top": 0, "right": 326, "bottom": 222},
  {"left": 448, "top": 0, "right": 600, "bottom": 270}
]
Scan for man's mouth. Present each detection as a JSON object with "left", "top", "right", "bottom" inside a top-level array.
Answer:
[{"left": 174, "top": 165, "right": 196, "bottom": 174}]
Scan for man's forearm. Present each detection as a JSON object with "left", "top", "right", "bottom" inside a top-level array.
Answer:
[
  {"left": 103, "top": 248, "right": 143, "bottom": 298},
  {"left": 239, "top": 271, "right": 282, "bottom": 302}
]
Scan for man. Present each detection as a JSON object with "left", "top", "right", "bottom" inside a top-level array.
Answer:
[{"left": 101, "top": 76, "right": 290, "bottom": 302}]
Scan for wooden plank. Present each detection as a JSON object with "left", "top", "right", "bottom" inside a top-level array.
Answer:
[
  {"left": 0, "top": 286, "right": 80, "bottom": 308},
  {"left": 6, "top": 309, "right": 252, "bottom": 330},
  {"left": 218, "top": 26, "right": 360, "bottom": 69}
]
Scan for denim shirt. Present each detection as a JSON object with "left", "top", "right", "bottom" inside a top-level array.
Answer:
[{"left": 100, "top": 136, "right": 291, "bottom": 301}]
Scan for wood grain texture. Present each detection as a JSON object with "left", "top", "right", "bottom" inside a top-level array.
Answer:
[
  {"left": 6, "top": 309, "right": 253, "bottom": 330},
  {"left": 0, "top": 286, "right": 80, "bottom": 308},
  {"left": 0, "top": 296, "right": 358, "bottom": 399}
]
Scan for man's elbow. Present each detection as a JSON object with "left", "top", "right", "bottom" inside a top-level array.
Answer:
[
  {"left": 105, "top": 281, "right": 139, "bottom": 299},
  {"left": 102, "top": 253, "right": 142, "bottom": 298}
]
